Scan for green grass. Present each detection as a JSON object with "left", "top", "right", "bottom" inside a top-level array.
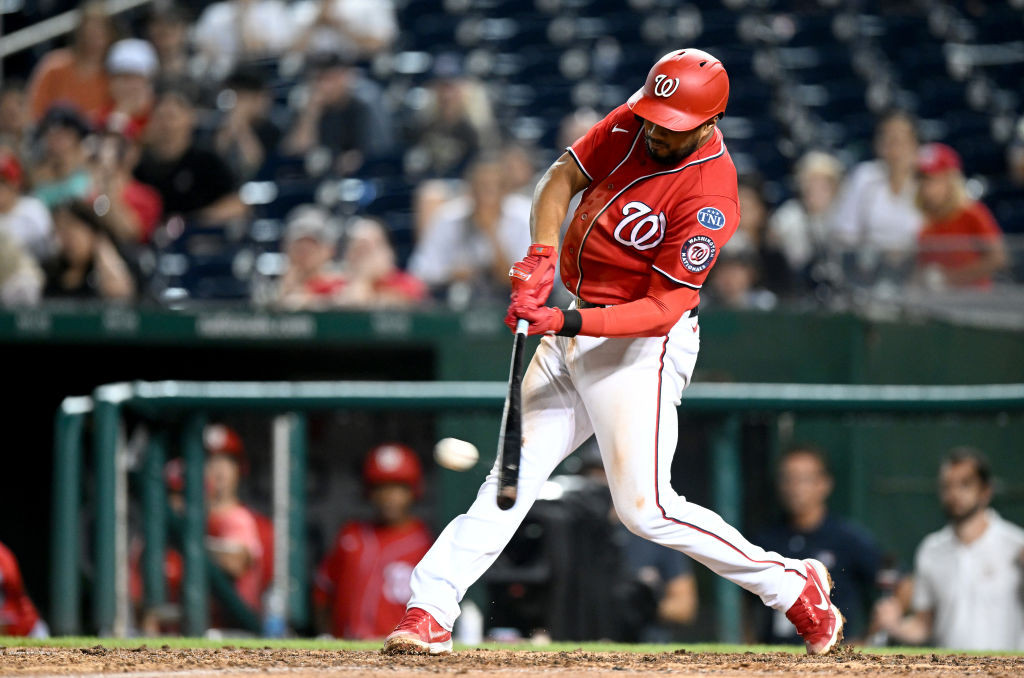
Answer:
[{"left": 2, "top": 636, "right": 1022, "bottom": 656}]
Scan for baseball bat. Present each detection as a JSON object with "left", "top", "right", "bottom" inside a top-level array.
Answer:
[{"left": 496, "top": 318, "right": 529, "bottom": 510}]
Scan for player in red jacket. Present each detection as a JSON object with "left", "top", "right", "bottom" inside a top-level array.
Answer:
[
  {"left": 314, "top": 444, "right": 432, "bottom": 639},
  {"left": 385, "top": 49, "right": 843, "bottom": 656},
  {"left": 0, "top": 540, "right": 47, "bottom": 637}
]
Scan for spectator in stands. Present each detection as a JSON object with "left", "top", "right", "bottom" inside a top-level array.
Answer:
[
  {"left": 283, "top": 54, "right": 374, "bottom": 177},
  {"left": 0, "top": 229, "right": 43, "bottom": 308},
  {"left": 204, "top": 423, "right": 267, "bottom": 615},
  {"left": 753, "top": 445, "right": 882, "bottom": 645},
  {"left": 403, "top": 54, "right": 495, "bottom": 179},
  {"left": 146, "top": 3, "right": 192, "bottom": 84},
  {"left": 273, "top": 206, "right": 345, "bottom": 309},
  {"left": 766, "top": 151, "right": 844, "bottom": 293},
  {"left": 313, "top": 443, "right": 432, "bottom": 639},
  {"left": 30, "top": 106, "right": 93, "bottom": 209},
  {"left": 290, "top": 0, "right": 398, "bottom": 62},
  {"left": 44, "top": 200, "right": 135, "bottom": 300},
  {"left": 872, "top": 447, "right": 1024, "bottom": 651},
  {"left": 193, "top": 0, "right": 295, "bottom": 81},
  {"left": 97, "top": 39, "right": 159, "bottom": 142},
  {"left": 913, "top": 143, "right": 1007, "bottom": 289},
  {"left": 0, "top": 83, "right": 31, "bottom": 157},
  {"left": 831, "top": 110, "right": 922, "bottom": 285},
  {"left": 408, "top": 155, "right": 531, "bottom": 307},
  {"left": 87, "top": 131, "right": 163, "bottom": 244},
  {"left": 335, "top": 217, "right": 427, "bottom": 308},
  {"left": 0, "top": 150, "right": 53, "bottom": 261},
  {"left": 0, "top": 540, "right": 48, "bottom": 637},
  {"left": 500, "top": 143, "right": 539, "bottom": 197},
  {"left": 704, "top": 250, "right": 777, "bottom": 311},
  {"left": 134, "top": 85, "right": 247, "bottom": 223},
  {"left": 27, "top": 1, "right": 115, "bottom": 122},
  {"left": 214, "top": 66, "right": 284, "bottom": 182},
  {"left": 731, "top": 174, "right": 790, "bottom": 294}
]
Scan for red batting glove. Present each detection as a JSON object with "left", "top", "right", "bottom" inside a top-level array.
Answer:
[
  {"left": 506, "top": 300, "right": 564, "bottom": 336},
  {"left": 508, "top": 244, "right": 557, "bottom": 307}
]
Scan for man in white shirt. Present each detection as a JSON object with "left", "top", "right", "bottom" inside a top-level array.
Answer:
[
  {"left": 873, "top": 447, "right": 1024, "bottom": 650},
  {"left": 0, "top": 150, "right": 52, "bottom": 261},
  {"left": 830, "top": 111, "right": 922, "bottom": 285}
]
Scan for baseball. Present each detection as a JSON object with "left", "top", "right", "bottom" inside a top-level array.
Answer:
[{"left": 434, "top": 437, "right": 479, "bottom": 471}]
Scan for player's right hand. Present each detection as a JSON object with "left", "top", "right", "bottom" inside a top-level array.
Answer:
[{"left": 508, "top": 244, "right": 557, "bottom": 307}]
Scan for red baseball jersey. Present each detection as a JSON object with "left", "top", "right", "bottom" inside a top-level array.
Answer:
[
  {"left": 0, "top": 541, "right": 41, "bottom": 636},
  {"left": 563, "top": 103, "right": 740, "bottom": 309},
  {"left": 917, "top": 200, "right": 1003, "bottom": 287},
  {"left": 313, "top": 519, "right": 432, "bottom": 639}
]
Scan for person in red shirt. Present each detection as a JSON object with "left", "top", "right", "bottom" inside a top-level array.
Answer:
[
  {"left": 314, "top": 444, "right": 433, "bottom": 639},
  {"left": 96, "top": 39, "right": 158, "bottom": 143},
  {"left": 204, "top": 424, "right": 267, "bottom": 615},
  {"left": 272, "top": 206, "right": 346, "bottom": 309},
  {"left": 384, "top": 49, "right": 842, "bottom": 657},
  {"left": 914, "top": 143, "right": 1008, "bottom": 288},
  {"left": 89, "top": 130, "right": 163, "bottom": 244},
  {"left": 0, "top": 540, "right": 47, "bottom": 637},
  {"left": 336, "top": 217, "right": 428, "bottom": 308}
]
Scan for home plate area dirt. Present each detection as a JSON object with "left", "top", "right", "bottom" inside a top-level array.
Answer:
[{"left": 1, "top": 646, "right": 1022, "bottom": 677}]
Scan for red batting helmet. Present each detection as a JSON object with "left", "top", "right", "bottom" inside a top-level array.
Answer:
[
  {"left": 363, "top": 443, "right": 423, "bottom": 497},
  {"left": 203, "top": 424, "right": 247, "bottom": 473},
  {"left": 627, "top": 49, "right": 730, "bottom": 132}
]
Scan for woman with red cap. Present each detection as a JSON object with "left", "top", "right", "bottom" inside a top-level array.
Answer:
[{"left": 915, "top": 143, "right": 1007, "bottom": 288}]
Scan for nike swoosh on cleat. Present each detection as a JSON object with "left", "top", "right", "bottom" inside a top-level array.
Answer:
[
  {"left": 810, "top": 577, "right": 830, "bottom": 611},
  {"left": 612, "top": 125, "right": 630, "bottom": 133}
]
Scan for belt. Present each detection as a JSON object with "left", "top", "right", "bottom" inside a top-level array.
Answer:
[{"left": 575, "top": 297, "right": 699, "bottom": 318}]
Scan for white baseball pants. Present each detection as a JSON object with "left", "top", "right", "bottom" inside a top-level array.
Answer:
[{"left": 408, "top": 312, "right": 808, "bottom": 630}]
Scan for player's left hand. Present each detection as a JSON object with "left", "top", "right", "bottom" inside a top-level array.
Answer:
[
  {"left": 505, "top": 300, "right": 564, "bottom": 336},
  {"left": 508, "top": 244, "right": 557, "bottom": 307}
]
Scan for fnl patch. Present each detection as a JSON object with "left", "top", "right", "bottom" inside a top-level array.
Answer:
[
  {"left": 696, "top": 206, "right": 726, "bottom": 230},
  {"left": 681, "top": 235, "right": 716, "bottom": 273}
]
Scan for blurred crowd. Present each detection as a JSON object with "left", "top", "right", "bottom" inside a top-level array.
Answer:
[{"left": 0, "top": 1, "right": 1020, "bottom": 313}]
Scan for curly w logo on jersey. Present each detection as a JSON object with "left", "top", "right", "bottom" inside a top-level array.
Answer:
[{"left": 681, "top": 235, "right": 716, "bottom": 272}]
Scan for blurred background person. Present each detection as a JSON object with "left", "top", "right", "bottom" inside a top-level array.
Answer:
[
  {"left": 0, "top": 150, "right": 53, "bottom": 261},
  {"left": 283, "top": 54, "right": 375, "bottom": 177},
  {"left": 313, "top": 443, "right": 431, "bottom": 639},
  {"left": 0, "top": 540, "right": 48, "bottom": 637},
  {"left": 193, "top": 0, "right": 295, "bottom": 81},
  {"left": 134, "top": 86, "right": 246, "bottom": 224},
  {"left": 97, "top": 38, "right": 159, "bottom": 141},
  {"left": 0, "top": 83, "right": 31, "bottom": 157},
  {"left": 408, "top": 155, "right": 530, "bottom": 307},
  {"left": 335, "top": 217, "right": 426, "bottom": 308},
  {"left": 290, "top": 0, "right": 398, "bottom": 62},
  {"left": 215, "top": 66, "right": 284, "bottom": 182},
  {"left": 30, "top": 106, "right": 93, "bottom": 210},
  {"left": 914, "top": 143, "right": 1007, "bottom": 289},
  {"left": 44, "top": 200, "right": 135, "bottom": 301},
  {"left": 272, "top": 206, "right": 345, "bottom": 309},
  {"left": 766, "top": 151, "right": 844, "bottom": 295},
  {"left": 752, "top": 445, "right": 882, "bottom": 645},
  {"left": 402, "top": 54, "right": 495, "bottom": 180},
  {"left": 831, "top": 110, "right": 922, "bottom": 286},
  {"left": 704, "top": 250, "right": 777, "bottom": 311},
  {"left": 146, "top": 2, "right": 193, "bottom": 84},
  {"left": 872, "top": 447, "right": 1024, "bottom": 651},
  {"left": 87, "top": 131, "right": 163, "bottom": 245},
  {"left": 731, "top": 174, "right": 790, "bottom": 294},
  {"left": 27, "top": 1, "right": 116, "bottom": 122},
  {"left": 0, "top": 228, "right": 43, "bottom": 308},
  {"left": 204, "top": 423, "right": 268, "bottom": 617}
]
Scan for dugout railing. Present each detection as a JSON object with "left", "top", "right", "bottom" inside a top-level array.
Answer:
[{"left": 52, "top": 381, "right": 1024, "bottom": 641}]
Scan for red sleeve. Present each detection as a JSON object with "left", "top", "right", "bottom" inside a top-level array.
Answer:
[
  {"left": 969, "top": 202, "right": 1003, "bottom": 240},
  {"left": 567, "top": 104, "right": 642, "bottom": 184},
  {"left": 123, "top": 182, "right": 164, "bottom": 242},
  {"left": 0, "top": 542, "right": 40, "bottom": 636},
  {"left": 577, "top": 197, "right": 739, "bottom": 338}
]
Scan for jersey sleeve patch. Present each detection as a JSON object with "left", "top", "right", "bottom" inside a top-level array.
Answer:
[
  {"left": 696, "top": 206, "right": 727, "bottom": 230},
  {"left": 681, "top": 235, "right": 716, "bottom": 273}
]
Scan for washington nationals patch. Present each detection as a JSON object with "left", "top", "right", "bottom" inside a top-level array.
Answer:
[{"left": 681, "top": 235, "right": 716, "bottom": 273}]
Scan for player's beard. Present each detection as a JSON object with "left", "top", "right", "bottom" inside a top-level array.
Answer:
[{"left": 645, "top": 135, "right": 699, "bottom": 165}]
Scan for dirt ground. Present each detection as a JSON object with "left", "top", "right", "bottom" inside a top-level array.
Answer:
[{"left": 1, "top": 646, "right": 1022, "bottom": 678}]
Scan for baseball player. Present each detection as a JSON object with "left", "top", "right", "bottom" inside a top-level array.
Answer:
[{"left": 383, "top": 49, "right": 843, "bottom": 655}]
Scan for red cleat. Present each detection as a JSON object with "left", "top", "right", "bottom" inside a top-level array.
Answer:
[
  {"left": 382, "top": 607, "right": 453, "bottom": 655},
  {"left": 785, "top": 559, "right": 845, "bottom": 655}
]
